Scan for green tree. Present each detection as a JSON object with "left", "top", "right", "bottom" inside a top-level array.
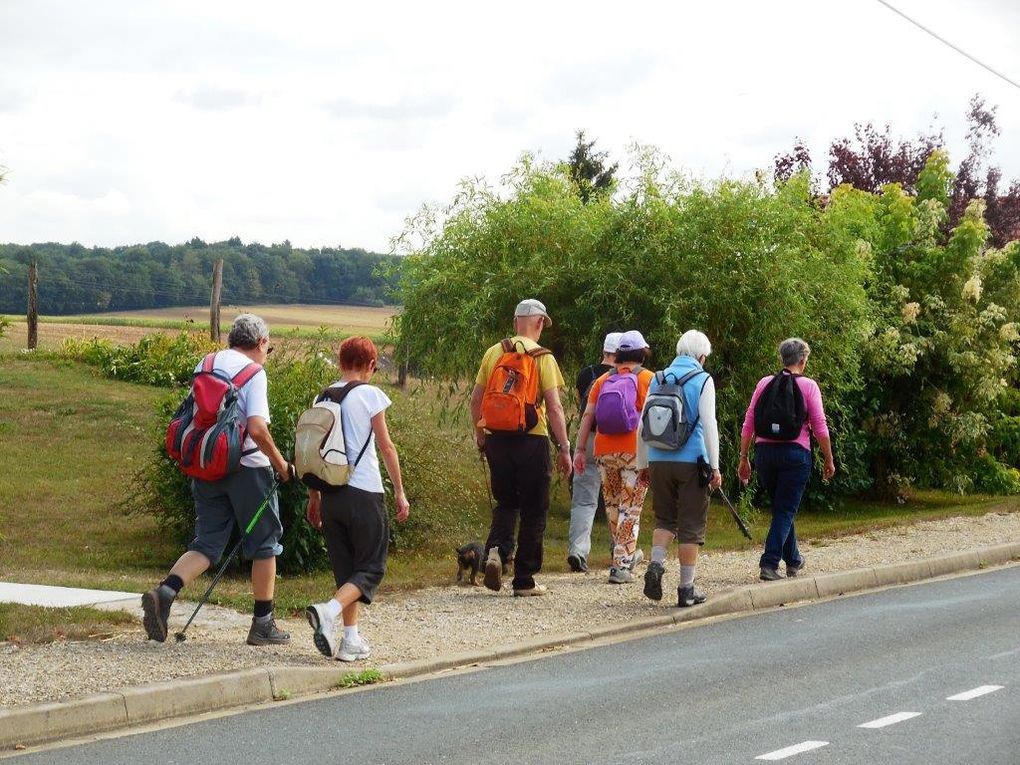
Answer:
[{"left": 565, "top": 130, "right": 618, "bottom": 204}]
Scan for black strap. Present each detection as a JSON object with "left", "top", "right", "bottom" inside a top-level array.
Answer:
[{"left": 316, "top": 381, "right": 373, "bottom": 469}]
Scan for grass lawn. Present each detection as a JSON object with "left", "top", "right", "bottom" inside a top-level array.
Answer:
[
  {"left": 2, "top": 353, "right": 1017, "bottom": 620},
  {"left": 0, "top": 603, "right": 135, "bottom": 644}
]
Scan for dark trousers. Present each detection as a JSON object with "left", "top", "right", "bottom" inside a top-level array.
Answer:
[
  {"left": 755, "top": 443, "right": 811, "bottom": 570},
  {"left": 484, "top": 434, "right": 551, "bottom": 590}
]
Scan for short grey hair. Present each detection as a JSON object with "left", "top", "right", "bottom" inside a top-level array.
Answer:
[
  {"left": 780, "top": 337, "right": 811, "bottom": 366},
  {"left": 676, "top": 329, "right": 712, "bottom": 360},
  {"left": 227, "top": 313, "right": 269, "bottom": 349}
]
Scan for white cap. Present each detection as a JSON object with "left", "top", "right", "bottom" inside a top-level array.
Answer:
[
  {"left": 603, "top": 332, "right": 623, "bottom": 353},
  {"left": 514, "top": 298, "right": 552, "bottom": 328},
  {"left": 616, "top": 330, "right": 650, "bottom": 351}
]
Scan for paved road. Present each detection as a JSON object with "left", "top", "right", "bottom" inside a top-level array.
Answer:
[{"left": 12, "top": 567, "right": 1020, "bottom": 764}]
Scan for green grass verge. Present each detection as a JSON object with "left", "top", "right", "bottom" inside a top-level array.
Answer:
[{"left": 0, "top": 603, "right": 135, "bottom": 644}]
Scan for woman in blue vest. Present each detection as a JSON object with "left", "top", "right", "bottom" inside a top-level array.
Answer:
[{"left": 637, "top": 330, "right": 721, "bottom": 607}]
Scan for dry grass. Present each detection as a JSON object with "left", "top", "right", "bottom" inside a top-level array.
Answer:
[
  {"left": 0, "top": 604, "right": 135, "bottom": 644},
  {"left": 84, "top": 303, "right": 398, "bottom": 332},
  {"left": 0, "top": 322, "right": 160, "bottom": 353}
]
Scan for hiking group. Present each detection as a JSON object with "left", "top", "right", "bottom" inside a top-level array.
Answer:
[{"left": 141, "top": 301, "right": 834, "bottom": 658}]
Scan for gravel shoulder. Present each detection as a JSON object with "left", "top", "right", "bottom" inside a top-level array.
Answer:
[{"left": 3, "top": 510, "right": 1019, "bottom": 707}]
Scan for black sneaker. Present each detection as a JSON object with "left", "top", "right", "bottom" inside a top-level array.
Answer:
[
  {"left": 760, "top": 566, "right": 784, "bottom": 581},
  {"left": 567, "top": 554, "right": 588, "bottom": 573},
  {"left": 247, "top": 618, "right": 291, "bottom": 646},
  {"left": 786, "top": 558, "right": 805, "bottom": 577},
  {"left": 643, "top": 561, "right": 664, "bottom": 601},
  {"left": 677, "top": 585, "right": 707, "bottom": 608},
  {"left": 141, "top": 586, "right": 172, "bottom": 642}
]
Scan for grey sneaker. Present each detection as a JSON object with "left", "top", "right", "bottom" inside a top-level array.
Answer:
[
  {"left": 337, "top": 637, "right": 371, "bottom": 662},
  {"left": 247, "top": 618, "right": 291, "bottom": 646},
  {"left": 141, "top": 586, "right": 173, "bottom": 642},
  {"left": 677, "top": 585, "right": 707, "bottom": 608},
  {"left": 760, "top": 566, "right": 784, "bottom": 581},
  {"left": 786, "top": 558, "right": 805, "bottom": 577},
  {"left": 643, "top": 561, "right": 665, "bottom": 601},
  {"left": 629, "top": 549, "right": 645, "bottom": 571},
  {"left": 305, "top": 603, "right": 337, "bottom": 658},
  {"left": 608, "top": 567, "right": 636, "bottom": 584},
  {"left": 483, "top": 548, "right": 503, "bottom": 591}
]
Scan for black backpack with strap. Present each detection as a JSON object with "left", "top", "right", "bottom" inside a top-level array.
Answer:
[{"left": 753, "top": 370, "right": 806, "bottom": 441}]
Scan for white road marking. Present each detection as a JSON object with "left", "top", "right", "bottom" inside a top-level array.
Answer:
[
  {"left": 755, "top": 741, "right": 830, "bottom": 760},
  {"left": 947, "top": 685, "right": 1004, "bottom": 701},
  {"left": 858, "top": 711, "right": 922, "bottom": 728}
]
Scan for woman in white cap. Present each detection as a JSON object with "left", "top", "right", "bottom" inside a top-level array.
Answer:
[{"left": 573, "top": 330, "right": 654, "bottom": 583}]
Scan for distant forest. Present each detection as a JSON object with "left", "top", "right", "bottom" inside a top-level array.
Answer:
[{"left": 0, "top": 238, "right": 401, "bottom": 314}]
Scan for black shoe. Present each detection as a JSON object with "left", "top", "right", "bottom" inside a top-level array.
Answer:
[
  {"left": 141, "top": 586, "right": 172, "bottom": 642},
  {"left": 643, "top": 561, "right": 664, "bottom": 601},
  {"left": 786, "top": 558, "right": 805, "bottom": 577},
  {"left": 483, "top": 548, "right": 503, "bottom": 592},
  {"left": 567, "top": 554, "right": 588, "bottom": 573},
  {"left": 760, "top": 566, "right": 784, "bottom": 581},
  {"left": 677, "top": 585, "right": 707, "bottom": 608},
  {"left": 247, "top": 618, "right": 291, "bottom": 646}
]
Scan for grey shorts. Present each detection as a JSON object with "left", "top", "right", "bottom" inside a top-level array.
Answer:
[
  {"left": 650, "top": 461, "right": 710, "bottom": 544},
  {"left": 188, "top": 466, "right": 283, "bottom": 562},
  {"left": 320, "top": 486, "right": 389, "bottom": 604}
]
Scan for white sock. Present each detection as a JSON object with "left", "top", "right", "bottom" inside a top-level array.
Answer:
[
  {"left": 343, "top": 624, "right": 360, "bottom": 643},
  {"left": 680, "top": 565, "right": 696, "bottom": 588},
  {"left": 323, "top": 598, "right": 342, "bottom": 621},
  {"left": 651, "top": 546, "right": 668, "bottom": 565}
]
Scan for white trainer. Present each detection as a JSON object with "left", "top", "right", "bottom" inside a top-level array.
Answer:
[
  {"left": 305, "top": 603, "right": 338, "bottom": 658},
  {"left": 337, "top": 637, "right": 372, "bottom": 662}
]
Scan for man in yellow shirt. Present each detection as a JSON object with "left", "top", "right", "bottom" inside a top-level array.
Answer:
[{"left": 470, "top": 299, "right": 572, "bottom": 596}]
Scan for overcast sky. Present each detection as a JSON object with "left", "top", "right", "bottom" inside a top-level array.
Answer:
[{"left": 1, "top": 0, "right": 1018, "bottom": 253}]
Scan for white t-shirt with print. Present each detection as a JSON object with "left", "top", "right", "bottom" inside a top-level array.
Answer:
[
  {"left": 194, "top": 349, "right": 271, "bottom": 469},
  {"left": 322, "top": 381, "right": 392, "bottom": 494}
]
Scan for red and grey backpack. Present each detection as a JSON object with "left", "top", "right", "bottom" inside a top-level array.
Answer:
[{"left": 165, "top": 352, "right": 263, "bottom": 482}]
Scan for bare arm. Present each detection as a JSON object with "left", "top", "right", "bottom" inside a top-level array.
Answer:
[
  {"left": 246, "top": 415, "right": 291, "bottom": 480},
  {"left": 543, "top": 386, "right": 572, "bottom": 478},
  {"left": 372, "top": 409, "right": 410, "bottom": 521},
  {"left": 469, "top": 383, "right": 485, "bottom": 451},
  {"left": 572, "top": 405, "right": 596, "bottom": 474}
]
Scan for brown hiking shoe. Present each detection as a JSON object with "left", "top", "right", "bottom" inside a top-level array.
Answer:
[
  {"left": 141, "top": 587, "right": 171, "bottom": 642},
  {"left": 483, "top": 548, "right": 503, "bottom": 591},
  {"left": 247, "top": 618, "right": 291, "bottom": 646}
]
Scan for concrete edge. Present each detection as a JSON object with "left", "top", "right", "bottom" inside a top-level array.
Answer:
[{"left": 6, "top": 541, "right": 1020, "bottom": 750}]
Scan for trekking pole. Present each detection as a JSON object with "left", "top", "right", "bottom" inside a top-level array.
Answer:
[
  {"left": 174, "top": 480, "right": 281, "bottom": 643},
  {"left": 715, "top": 486, "right": 754, "bottom": 541},
  {"left": 478, "top": 451, "right": 495, "bottom": 513}
]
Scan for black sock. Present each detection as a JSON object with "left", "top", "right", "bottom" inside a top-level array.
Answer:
[
  {"left": 254, "top": 599, "right": 273, "bottom": 620},
  {"left": 160, "top": 574, "right": 184, "bottom": 595}
]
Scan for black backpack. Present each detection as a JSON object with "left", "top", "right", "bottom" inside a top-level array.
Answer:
[{"left": 753, "top": 370, "right": 806, "bottom": 440}]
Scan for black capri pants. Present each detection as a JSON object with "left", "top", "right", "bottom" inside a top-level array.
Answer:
[{"left": 320, "top": 486, "right": 389, "bottom": 604}]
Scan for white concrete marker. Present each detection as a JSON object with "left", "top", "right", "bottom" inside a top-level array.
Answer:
[
  {"left": 858, "top": 712, "right": 922, "bottom": 728},
  {"left": 947, "top": 685, "right": 1004, "bottom": 701},
  {"left": 755, "top": 741, "right": 830, "bottom": 760},
  {"left": 0, "top": 582, "right": 138, "bottom": 607}
]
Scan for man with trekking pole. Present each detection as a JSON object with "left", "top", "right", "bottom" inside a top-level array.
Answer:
[{"left": 142, "top": 314, "right": 295, "bottom": 645}]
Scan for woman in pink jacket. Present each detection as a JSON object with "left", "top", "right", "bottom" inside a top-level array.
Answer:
[{"left": 738, "top": 338, "right": 835, "bottom": 581}]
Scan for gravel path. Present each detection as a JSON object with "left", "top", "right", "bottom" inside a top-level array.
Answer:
[{"left": 3, "top": 510, "right": 1019, "bottom": 707}]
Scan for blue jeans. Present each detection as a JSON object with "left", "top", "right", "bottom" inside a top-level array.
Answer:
[{"left": 755, "top": 443, "right": 811, "bottom": 570}]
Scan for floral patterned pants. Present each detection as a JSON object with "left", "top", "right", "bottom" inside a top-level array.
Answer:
[{"left": 597, "top": 452, "right": 649, "bottom": 569}]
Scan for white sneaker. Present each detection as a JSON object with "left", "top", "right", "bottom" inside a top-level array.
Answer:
[
  {"left": 337, "top": 636, "right": 371, "bottom": 662},
  {"left": 305, "top": 603, "right": 337, "bottom": 658}
]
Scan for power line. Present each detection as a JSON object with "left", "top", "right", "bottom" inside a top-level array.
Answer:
[{"left": 875, "top": 0, "right": 1020, "bottom": 92}]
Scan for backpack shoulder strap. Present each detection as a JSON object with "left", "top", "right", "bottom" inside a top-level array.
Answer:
[
  {"left": 200, "top": 352, "right": 217, "bottom": 373},
  {"left": 231, "top": 362, "right": 263, "bottom": 389},
  {"left": 526, "top": 346, "right": 551, "bottom": 359},
  {"left": 500, "top": 338, "right": 514, "bottom": 354},
  {"left": 317, "top": 380, "right": 367, "bottom": 405}
]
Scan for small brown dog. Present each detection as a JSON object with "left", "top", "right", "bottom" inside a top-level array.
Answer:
[{"left": 456, "top": 542, "right": 516, "bottom": 585}]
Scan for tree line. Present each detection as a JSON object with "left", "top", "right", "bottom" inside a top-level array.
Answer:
[{"left": 0, "top": 238, "right": 401, "bottom": 314}]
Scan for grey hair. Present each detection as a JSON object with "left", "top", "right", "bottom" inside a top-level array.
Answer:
[
  {"left": 227, "top": 314, "right": 269, "bottom": 349},
  {"left": 780, "top": 337, "right": 811, "bottom": 366},
  {"left": 676, "top": 330, "right": 712, "bottom": 359}
]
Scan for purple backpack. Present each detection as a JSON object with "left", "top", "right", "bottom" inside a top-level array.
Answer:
[{"left": 595, "top": 368, "right": 642, "bottom": 434}]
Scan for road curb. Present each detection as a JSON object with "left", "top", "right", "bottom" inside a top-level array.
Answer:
[{"left": 5, "top": 541, "right": 1020, "bottom": 750}]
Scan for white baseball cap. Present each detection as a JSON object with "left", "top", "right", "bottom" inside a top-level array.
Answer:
[
  {"left": 616, "top": 330, "right": 650, "bottom": 351},
  {"left": 603, "top": 332, "right": 623, "bottom": 353},
  {"left": 514, "top": 298, "right": 552, "bottom": 328}
]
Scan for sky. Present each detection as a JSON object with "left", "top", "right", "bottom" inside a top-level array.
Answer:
[{"left": 1, "top": 0, "right": 1018, "bottom": 253}]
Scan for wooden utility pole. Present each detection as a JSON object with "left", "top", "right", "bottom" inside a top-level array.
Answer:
[
  {"left": 27, "top": 262, "right": 38, "bottom": 350},
  {"left": 210, "top": 258, "right": 223, "bottom": 343}
]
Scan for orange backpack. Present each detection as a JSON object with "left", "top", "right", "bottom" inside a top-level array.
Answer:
[{"left": 480, "top": 339, "right": 552, "bottom": 433}]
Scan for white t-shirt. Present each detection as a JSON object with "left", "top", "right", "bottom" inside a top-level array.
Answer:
[
  {"left": 322, "top": 381, "right": 392, "bottom": 494},
  {"left": 194, "top": 349, "right": 271, "bottom": 469}
]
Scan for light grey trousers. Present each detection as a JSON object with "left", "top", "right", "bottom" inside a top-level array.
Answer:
[{"left": 567, "top": 439, "right": 602, "bottom": 559}]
